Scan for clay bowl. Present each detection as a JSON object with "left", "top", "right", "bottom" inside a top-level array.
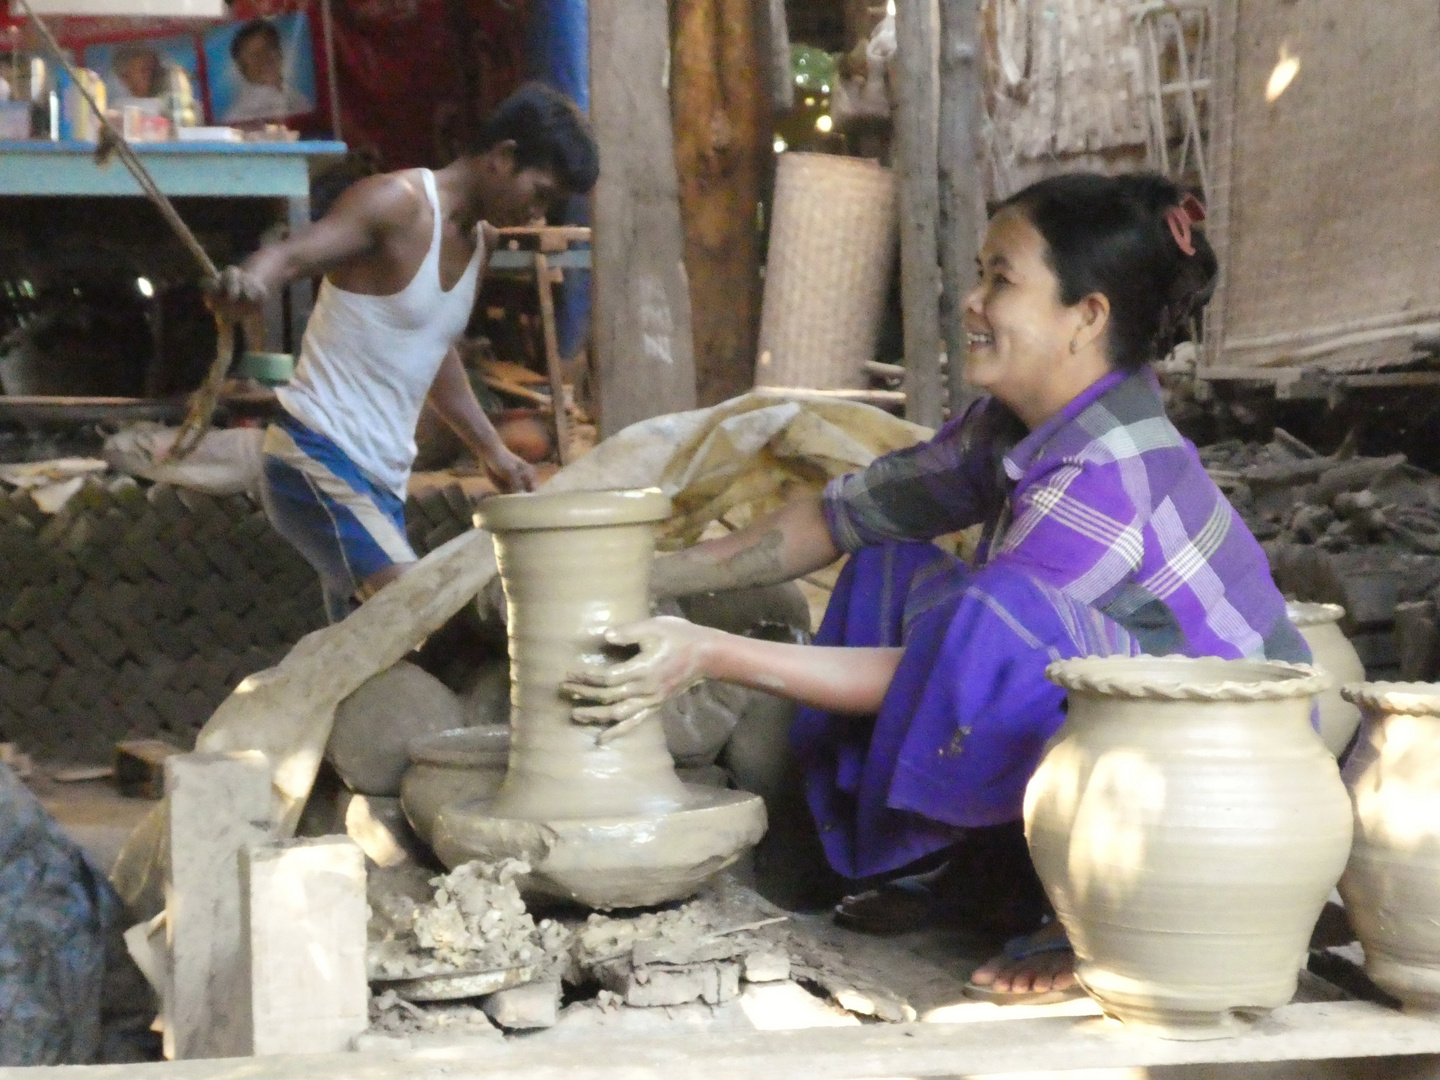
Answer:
[{"left": 400, "top": 726, "right": 510, "bottom": 846}]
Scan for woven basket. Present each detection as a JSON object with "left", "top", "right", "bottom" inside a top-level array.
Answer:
[{"left": 755, "top": 153, "right": 898, "bottom": 390}]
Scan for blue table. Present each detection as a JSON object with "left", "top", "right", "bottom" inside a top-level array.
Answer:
[{"left": 0, "top": 139, "right": 346, "bottom": 350}]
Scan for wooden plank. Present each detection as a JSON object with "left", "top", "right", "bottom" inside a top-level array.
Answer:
[
  {"left": 673, "top": 0, "right": 770, "bottom": 406},
  {"left": 893, "top": 0, "right": 947, "bottom": 430},
  {"left": 936, "top": 0, "right": 985, "bottom": 418},
  {"left": 590, "top": 0, "right": 699, "bottom": 436},
  {"left": 533, "top": 253, "right": 572, "bottom": 465},
  {"left": 13, "top": 1002, "right": 1440, "bottom": 1079}
]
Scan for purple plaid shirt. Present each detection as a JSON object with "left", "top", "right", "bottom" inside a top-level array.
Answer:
[{"left": 823, "top": 368, "right": 1306, "bottom": 662}]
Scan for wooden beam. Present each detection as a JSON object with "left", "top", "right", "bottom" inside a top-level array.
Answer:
[
  {"left": 936, "top": 0, "right": 985, "bottom": 417},
  {"left": 673, "top": 0, "right": 770, "bottom": 406},
  {"left": 20, "top": 1001, "right": 1440, "bottom": 1080},
  {"left": 590, "top": 0, "right": 699, "bottom": 436},
  {"left": 892, "top": 0, "right": 947, "bottom": 430}
]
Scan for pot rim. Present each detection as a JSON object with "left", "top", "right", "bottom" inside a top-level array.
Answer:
[
  {"left": 407, "top": 725, "right": 511, "bottom": 767},
  {"left": 474, "top": 488, "right": 670, "bottom": 532},
  {"left": 1046, "top": 654, "right": 1332, "bottom": 701},
  {"left": 1340, "top": 681, "right": 1440, "bottom": 715},
  {"left": 1286, "top": 600, "right": 1347, "bottom": 627}
]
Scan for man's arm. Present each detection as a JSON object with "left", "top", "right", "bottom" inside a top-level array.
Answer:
[
  {"left": 650, "top": 490, "right": 842, "bottom": 598},
  {"left": 428, "top": 347, "right": 536, "bottom": 493},
  {"left": 211, "top": 173, "right": 411, "bottom": 314}
]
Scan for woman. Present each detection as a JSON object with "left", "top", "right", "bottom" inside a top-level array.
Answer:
[{"left": 563, "top": 172, "right": 1309, "bottom": 1001}]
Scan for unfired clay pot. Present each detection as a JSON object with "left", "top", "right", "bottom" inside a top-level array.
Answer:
[
  {"left": 1287, "top": 601, "right": 1366, "bottom": 756},
  {"left": 1338, "top": 682, "right": 1440, "bottom": 1014},
  {"left": 1027, "top": 655, "right": 1350, "bottom": 1038},
  {"left": 401, "top": 726, "right": 510, "bottom": 846},
  {"left": 434, "top": 490, "right": 767, "bottom": 909}
]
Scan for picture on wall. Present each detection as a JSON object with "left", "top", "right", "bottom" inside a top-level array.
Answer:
[
  {"left": 84, "top": 33, "right": 201, "bottom": 105},
  {"left": 202, "top": 11, "right": 317, "bottom": 125}
]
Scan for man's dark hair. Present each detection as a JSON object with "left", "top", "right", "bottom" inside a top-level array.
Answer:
[
  {"left": 469, "top": 82, "right": 599, "bottom": 195},
  {"left": 231, "top": 19, "right": 281, "bottom": 65}
]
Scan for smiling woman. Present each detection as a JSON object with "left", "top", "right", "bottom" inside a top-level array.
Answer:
[{"left": 563, "top": 170, "right": 1306, "bottom": 1005}]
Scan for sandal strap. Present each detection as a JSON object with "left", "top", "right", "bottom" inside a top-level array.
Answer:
[{"left": 999, "top": 927, "right": 1072, "bottom": 962}]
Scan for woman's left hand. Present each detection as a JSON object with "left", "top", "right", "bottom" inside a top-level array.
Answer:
[{"left": 562, "top": 616, "right": 718, "bottom": 728}]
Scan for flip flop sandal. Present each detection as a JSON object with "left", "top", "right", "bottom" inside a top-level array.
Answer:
[
  {"left": 833, "top": 876, "right": 943, "bottom": 935},
  {"left": 962, "top": 928, "right": 1087, "bottom": 1005}
]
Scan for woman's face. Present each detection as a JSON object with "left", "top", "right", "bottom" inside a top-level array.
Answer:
[{"left": 962, "top": 208, "right": 1098, "bottom": 423}]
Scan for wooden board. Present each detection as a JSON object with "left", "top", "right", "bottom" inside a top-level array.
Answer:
[{"left": 590, "top": 0, "right": 699, "bottom": 437}]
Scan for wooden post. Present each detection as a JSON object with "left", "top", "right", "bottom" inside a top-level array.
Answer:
[
  {"left": 893, "top": 0, "right": 946, "bottom": 430},
  {"left": 534, "top": 252, "right": 571, "bottom": 464},
  {"left": 762, "top": 0, "right": 794, "bottom": 113},
  {"left": 937, "top": 0, "right": 985, "bottom": 417},
  {"left": 673, "top": 0, "right": 771, "bottom": 406},
  {"left": 590, "top": 0, "right": 699, "bottom": 437}
]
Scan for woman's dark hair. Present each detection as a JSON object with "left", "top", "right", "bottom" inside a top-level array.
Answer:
[
  {"left": 997, "top": 172, "right": 1218, "bottom": 371},
  {"left": 468, "top": 82, "right": 599, "bottom": 196}
]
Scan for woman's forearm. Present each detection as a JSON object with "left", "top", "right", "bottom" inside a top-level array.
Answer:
[
  {"left": 650, "top": 490, "right": 842, "bottom": 598},
  {"left": 702, "top": 633, "right": 901, "bottom": 715}
]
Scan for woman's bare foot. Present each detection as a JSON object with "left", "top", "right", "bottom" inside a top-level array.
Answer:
[{"left": 968, "top": 920, "right": 1079, "bottom": 997}]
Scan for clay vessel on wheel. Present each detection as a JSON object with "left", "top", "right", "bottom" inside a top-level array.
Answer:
[
  {"left": 1026, "top": 655, "right": 1350, "bottom": 1039},
  {"left": 433, "top": 489, "right": 766, "bottom": 909},
  {"left": 1338, "top": 682, "right": 1440, "bottom": 1014}
]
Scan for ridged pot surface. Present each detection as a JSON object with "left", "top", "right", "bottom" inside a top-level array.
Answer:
[
  {"left": 1025, "top": 655, "right": 1350, "bottom": 1038},
  {"left": 1287, "top": 602, "right": 1365, "bottom": 756},
  {"left": 1338, "top": 682, "right": 1440, "bottom": 1014}
]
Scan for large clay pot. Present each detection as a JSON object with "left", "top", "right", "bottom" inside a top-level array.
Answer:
[
  {"left": 435, "top": 490, "right": 767, "bottom": 909},
  {"left": 1338, "top": 682, "right": 1440, "bottom": 1014},
  {"left": 1027, "top": 656, "right": 1349, "bottom": 1038},
  {"left": 1288, "top": 601, "right": 1366, "bottom": 756},
  {"left": 400, "top": 726, "right": 510, "bottom": 846}
]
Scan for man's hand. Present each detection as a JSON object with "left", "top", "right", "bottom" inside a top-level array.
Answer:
[
  {"left": 484, "top": 446, "right": 537, "bottom": 493},
  {"left": 562, "top": 616, "right": 718, "bottom": 730},
  {"left": 206, "top": 265, "right": 270, "bottom": 319}
]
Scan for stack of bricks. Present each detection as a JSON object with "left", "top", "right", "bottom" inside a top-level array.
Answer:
[{"left": 0, "top": 472, "right": 494, "bottom": 763}]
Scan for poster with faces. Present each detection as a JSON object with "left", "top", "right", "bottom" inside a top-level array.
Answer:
[
  {"left": 84, "top": 33, "right": 201, "bottom": 105},
  {"left": 202, "top": 12, "right": 316, "bottom": 125}
]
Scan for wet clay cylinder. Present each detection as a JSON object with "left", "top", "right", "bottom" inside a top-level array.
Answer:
[
  {"left": 1339, "top": 682, "right": 1440, "bottom": 1014},
  {"left": 1027, "top": 656, "right": 1350, "bottom": 1039},
  {"left": 1287, "top": 602, "right": 1366, "bottom": 756},
  {"left": 434, "top": 490, "right": 766, "bottom": 909}
]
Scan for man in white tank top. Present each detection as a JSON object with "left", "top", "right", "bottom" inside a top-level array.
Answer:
[{"left": 210, "top": 84, "right": 598, "bottom": 621}]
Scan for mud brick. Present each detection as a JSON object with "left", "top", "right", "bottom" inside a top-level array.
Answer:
[
  {"left": 77, "top": 620, "right": 126, "bottom": 667},
  {"left": 4, "top": 586, "right": 42, "bottom": 631},
  {"left": 17, "top": 628, "right": 61, "bottom": 673},
  {"left": 48, "top": 622, "right": 93, "bottom": 666},
  {"left": 0, "top": 629, "right": 25, "bottom": 670},
  {"left": 115, "top": 737, "right": 185, "bottom": 799},
  {"left": 43, "top": 668, "right": 77, "bottom": 711},
  {"left": 208, "top": 609, "right": 245, "bottom": 648},
  {"left": 75, "top": 547, "right": 122, "bottom": 585},
  {"left": 98, "top": 581, "right": 140, "bottom": 627},
  {"left": 424, "top": 520, "right": 465, "bottom": 553},
  {"left": 119, "top": 693, "right": 157, "bottom": 731}
]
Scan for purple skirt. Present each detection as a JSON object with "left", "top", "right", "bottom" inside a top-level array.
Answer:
[{"left": 790, "top": 542, "right": 1136, "bottom": 880}]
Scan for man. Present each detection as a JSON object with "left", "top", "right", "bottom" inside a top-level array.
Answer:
[
  {"left": 223, "top": 19, "right": 309, "bottom": 123},
  {"left": 213, "top": 82, "right": 598, "bottom": 622}
]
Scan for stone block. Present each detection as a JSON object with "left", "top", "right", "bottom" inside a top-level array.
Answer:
[
  {"left": 480, "top": 979, "right": 562, "bottom": 1030},
  {"left": 164, "top": 751, "right": 273, "bottom": 1060},
  {"left": 242, "top": 836, "right": 368, "bottom": 1055},
  {"left": 742, "top": 950, "right": 791, "bottom": 983}
]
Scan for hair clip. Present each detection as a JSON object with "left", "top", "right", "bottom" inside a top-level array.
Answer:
[{"left": 1165, "top": 194, "right": 1206, "bottom": 257}]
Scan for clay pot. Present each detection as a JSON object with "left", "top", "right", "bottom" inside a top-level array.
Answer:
[
  {"left": 437, "top": 489, "right": 767, "bottom": 909},
  {"left": 327, "top": 661, "right": 466, "bottom": 796},
  {"left": 1338, "top": 682, "right": 1440, "bottom": 1014},
  {"left": 496, "top": 409, "right": 553, "bottom": 464},
  {"left": 1288, "top": 601, "right": 1366, "bottom": 756},
  {"left": 400, "top": 726, "right": 510, "bottom": 846},
  {"left": 1027, "top": 655, "right": 1349, "bottom": 1038}
]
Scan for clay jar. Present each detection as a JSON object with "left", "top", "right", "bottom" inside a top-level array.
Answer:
[
  {"left": 1027, "top": 656, "right": 1350, "bottom": 1038},
  {"left": 435, "top": 489, "right": 766, "bottom": 909},
  {"left": 1338, "top": 682, "right": 1440, "bottom": 1014},
  {"left": 1288, "top": 602, "right": 1366, "bottom": 756},
  {"left": 400, "top": 726, "right": 510, "bottom": 846}
]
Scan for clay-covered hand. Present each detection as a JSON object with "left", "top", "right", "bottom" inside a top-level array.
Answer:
[
  {"left": 206, "top": 265, "right": 270, "bottom": 317},
  {"left": 485, "top": 446, "right": 537, "bottom": 493},
  {"left": 562, "top": 616, "right": 718, "bottom": 726}
]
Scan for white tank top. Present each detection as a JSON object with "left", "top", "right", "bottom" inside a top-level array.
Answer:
[{"left": 277, "top": 168, "right": 486, "bottom": 498}]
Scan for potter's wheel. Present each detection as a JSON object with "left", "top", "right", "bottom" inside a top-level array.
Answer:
[
  {"left": 372, "top": 963, "right": 540, "bottom": 1002},
  {"left": 431, "top": 783, "right": 767, "bottom": 911}
]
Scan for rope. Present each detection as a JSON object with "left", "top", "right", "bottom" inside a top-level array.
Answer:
[{"left": 16, "top": 0, "right": 236, "bottom": 460}]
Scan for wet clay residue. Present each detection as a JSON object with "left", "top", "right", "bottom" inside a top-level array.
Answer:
[{"left": 368, "top": 859, "right": 571, "bottom": 979}]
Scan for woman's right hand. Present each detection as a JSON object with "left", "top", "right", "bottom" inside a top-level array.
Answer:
[{"left": 562, "top": 616, "right": 720, "bottom": 729}]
